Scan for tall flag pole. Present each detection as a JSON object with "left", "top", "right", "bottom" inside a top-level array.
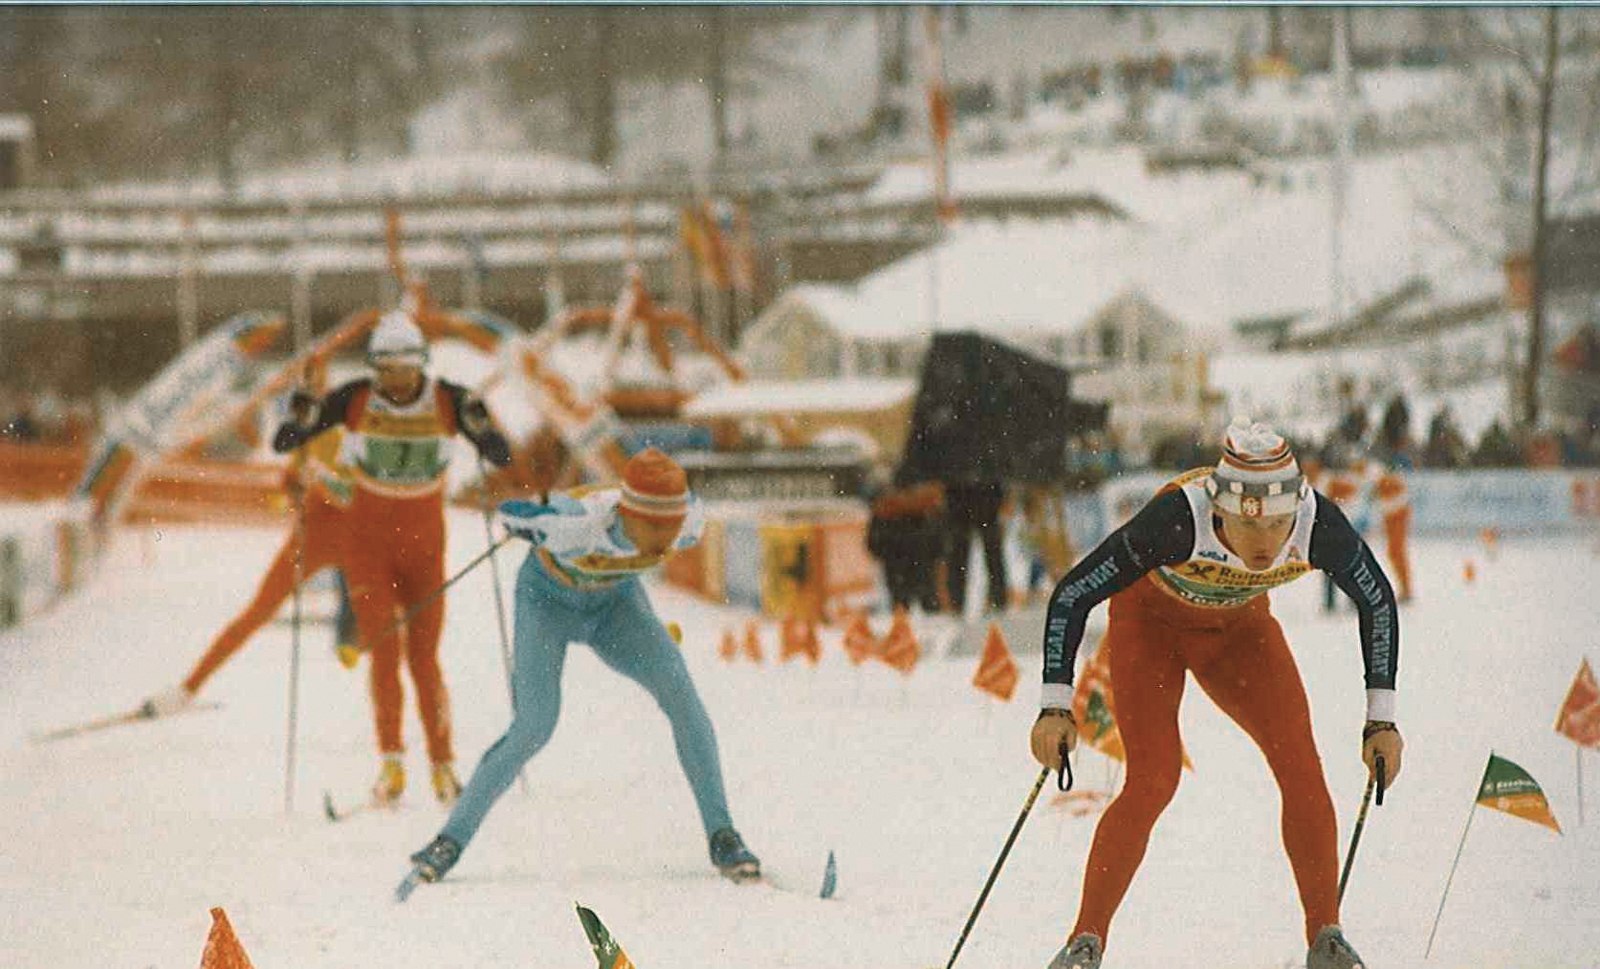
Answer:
[
  {"left": 1553, "top": 657, "right": 1600, "bottom": 825},
  {"left": 1426, "top": 752, "right": 1561, "bottom": 958},
  {"left": 921, "top": 7, "right": 954, "bottom": 333},
  {"left": 923, "top": 7, "right": 956, "bottom": 226}
]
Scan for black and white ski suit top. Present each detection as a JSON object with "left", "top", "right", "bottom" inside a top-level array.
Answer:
[{"left": 1039, "top": 470, "right": 1399, "bottom": 723}]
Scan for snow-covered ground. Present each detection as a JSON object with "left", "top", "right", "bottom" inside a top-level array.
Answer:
[{"left": 2, "top": 513, "right": 1597, "bottom": 969}]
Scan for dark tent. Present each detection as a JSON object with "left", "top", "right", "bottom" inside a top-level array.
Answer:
[{"left": 896, "top": 331, "right": 1106, "bottom": 486}]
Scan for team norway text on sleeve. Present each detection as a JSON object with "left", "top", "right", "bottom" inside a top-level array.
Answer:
[
  {"left": 1039, "top": 489, "right": 1193, "bottom": 698},
  {"left": 1307, "top": 493, "right": 1400, "bottom": 722}
]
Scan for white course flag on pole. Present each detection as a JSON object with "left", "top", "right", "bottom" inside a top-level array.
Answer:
[
  {"left": 1425, "top": 752, "right": 1561, "bottom": 959},
  {"left": 72, "top": 310, "right": 287, "bottom": 529}
]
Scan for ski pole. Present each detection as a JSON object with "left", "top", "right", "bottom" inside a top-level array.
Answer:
[
  {"left": 477, "top": 462, "right": 516, "bottom": 706},
  {"left": 476, "top": 460, "right": 526, "bottom": 793},
  {"left": 370, "top": 533, "right": 515, "bottom": 650},
  {"left": 941, "top": 766, "right": 1052, "bottom": 969},
  {"left": 283, "top": 486, "right": 307, "bottom": 815},
  {"left": 1338, "top": 756, "right": 1385, "bottom": 903}
]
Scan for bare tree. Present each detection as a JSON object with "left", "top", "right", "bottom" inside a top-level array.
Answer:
[
  {"left": 1524, "top": 9, "right": 1558, "bottom": 428},
  {"left": 1410, "top": 9, "right": 1600, "bottom": 428}
]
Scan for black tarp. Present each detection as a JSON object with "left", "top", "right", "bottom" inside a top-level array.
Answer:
[{"left": 896, "top": 331, "right": 1107, "bottom": 486}]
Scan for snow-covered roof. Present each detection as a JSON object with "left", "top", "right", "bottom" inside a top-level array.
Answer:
[
  {"left": 763, "top": 215, "right": 1235, "bottom": 346},
  {"left": 802, "top": 147, "right": 1495, "bottom": 351},
  {"left": 85, "top": 151, "right": 613, "bottom": 207},
  {"left": 682, "top": 378, "right": 916, "bottom": 419},
  {"left": 777, "top": 218, "right": 1190, "bottom": 342},
  {"left": 865, "top": 146, "right": 1256, "bottom": 228}
]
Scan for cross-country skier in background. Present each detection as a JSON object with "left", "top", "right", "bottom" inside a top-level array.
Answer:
[
  {"left": 273, "top": 311, "right": 511, "bottom": 806},
  {"left": 1028, "top": 421, "right": 1403, "bottom": 969},
  {"left": 401, "top": 447, "right": 760, "bottom": 895},
  {"left": 141, "top": 369, "right": 360, "bottom": 718}
]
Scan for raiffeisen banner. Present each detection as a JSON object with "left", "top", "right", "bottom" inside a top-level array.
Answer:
[{"left": 74, "top": 311, "right": 286, "bottom": 526}]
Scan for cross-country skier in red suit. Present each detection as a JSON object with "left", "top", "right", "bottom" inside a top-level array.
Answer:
[{"left": 1030, "top": 421, "right": 1403, "bottom": 969}]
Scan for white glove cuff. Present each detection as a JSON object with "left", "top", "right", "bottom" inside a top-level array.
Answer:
[
  {"left": 1365, "top": 688, "right": 1396, "bottom": 723},
  {"left": 1041, "top": 682, "right": 1073, "bottom": 711}
]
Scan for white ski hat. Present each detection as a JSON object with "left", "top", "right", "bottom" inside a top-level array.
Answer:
[
  {"left": 367, "top": 310, "right": 428, "bottom": 367},
  {"left": 1206, "top": 419, "right": 1305, "bottom": 518}
]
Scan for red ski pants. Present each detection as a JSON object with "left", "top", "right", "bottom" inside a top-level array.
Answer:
[
  {"left": 343, "top": 486, "right": 453, "bottom": 764},
  {"left": 1071, "top": 580, "right": 1339, "bottom": 948},
  {"left": 184, "top": 493, "right": 348, "bottom": 694}
]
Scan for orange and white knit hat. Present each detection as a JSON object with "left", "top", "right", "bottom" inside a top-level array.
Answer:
[
  {"left": 618, "top": 447, "right": 690, "bottom": 522},
  {"left": 1206, "top": 419, "right": 1304, "bottom": 518}
]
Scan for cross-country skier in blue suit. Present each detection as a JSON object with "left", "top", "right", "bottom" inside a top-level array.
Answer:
[{"left": 399, "top": 447, "right": 759, "bottom": 896}]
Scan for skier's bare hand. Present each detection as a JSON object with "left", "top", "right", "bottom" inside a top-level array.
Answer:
[
  {"left": 1362, "top": 720, "right": 1403, "bottom": 789},
  {"left": 1030, "top": 709, "right": 1078, "bottom": 770}
]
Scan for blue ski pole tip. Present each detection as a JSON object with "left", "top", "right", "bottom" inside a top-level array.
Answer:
[{"left": 820, "top": 849, "right": 838, "bottom": 899}]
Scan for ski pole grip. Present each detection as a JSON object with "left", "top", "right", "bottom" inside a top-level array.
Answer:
[{"left": 1375, "top": 757, "right": 1387, "bottom": 806}]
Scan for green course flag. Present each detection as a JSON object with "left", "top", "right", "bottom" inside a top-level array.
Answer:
[
  {"left": 576, "top": 904, "right": 636, "bottom": 969},
  {"left": 1429, "top": 752, "right": 1563, "bottom": 958},
  {"left": 1477, "top": 753, "right": 1561, "bottom": 833}
]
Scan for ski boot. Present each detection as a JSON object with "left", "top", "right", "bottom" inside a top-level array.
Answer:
[
  {"left": 397, "top": 834, "right": 462, "bottom": 901},
  {"left": 1046, "top": 933, "right": 1103, "bottom": 969},
  {"left": 431, "top": 762, "right": 462, "bottom": 805},
  {"left": 708, "top": 827, "right": 761, "bottom": 883},
  {"left": 1307, "top": 926, "right": 1365, "bottom": 969},
  {"left": 373, "top": 755, "right": 405, "bottom": 806}
]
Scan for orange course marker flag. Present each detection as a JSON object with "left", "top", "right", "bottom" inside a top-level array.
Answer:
[
  {"left": 1554, "top": 658, "right": 1600, "bottom": 749},
  {"left": 800, "top": 619, "right": 822, "bottom": 666},
  {"left": 741, "top": 620, "right": 765, "bottom": 664},
  {"left": 780, "top": 614, "right": 809, "bottom": 663},
  {"left": 841, "top": 611, "right": 876, "bottom": 666},
  {"left": 199, "top": 907, "right": 256, "bottom": 969},
  {"left": 972, "top": 623, "right": 1019, "bottom": 702},
  {"left": 1476, "top": 753, "right": 1561, "bottom": 833},
  {"left": 879, "top": 607, "right": 920, "bottom": 674},
  {"left": 718, "top": 628, "right": 739, "bottom": 662}
]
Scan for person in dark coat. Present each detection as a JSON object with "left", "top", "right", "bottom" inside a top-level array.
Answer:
[
  {"left": 942, "top": 480, "right": 1009, "bottom": 614},
  {"left": 866, "top": 482, "right": 948, "bottom": 613}
]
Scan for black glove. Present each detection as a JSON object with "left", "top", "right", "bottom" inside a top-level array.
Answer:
[
  {"left": 288, "top": 389, "right": 318, "bottom": 427},
  {"left": 459, "top": 395, "right": 492, "bottom": 435}
]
